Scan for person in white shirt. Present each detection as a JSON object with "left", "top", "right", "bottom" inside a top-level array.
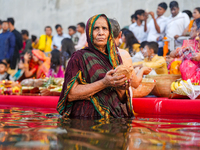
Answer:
[
  {"left": 144, "top": 2, "right": 168, "bottom": 56},
  {"left": 165, "top": 1, "right": 190, "bottom": 49},
  {"left": 75, "top": 22, "right": 87, "bottom": 50},
  {"left": 129, "top": 9, "right": 147, "bottom": 43},
  {"left": 51, "top": 24, "right": 71, "bottom": 50}
]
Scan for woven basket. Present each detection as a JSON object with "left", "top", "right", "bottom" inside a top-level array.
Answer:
[
  {"left": 132, "top": 78, "right": 156, "bottom": 98},
  {"left": 146, "top": 74, "right": 181, "bottom": 97}
]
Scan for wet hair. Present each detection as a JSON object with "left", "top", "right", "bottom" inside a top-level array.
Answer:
[
  {"left": 21, "top": 30, "right": 29, "bottom": 36},
  {"left": 146, "top": 42, "right": 159, "bottom": 54},
  {"left": 0, "top": 20, "right": 2, "bottom": 25},
  {"left": 109, "top": 18, "right": 120, "bottom": 38},
  {"left": 158, "top": 2, "right": 168, "bottom": 10},
  {"left": 140, "top": 41, "right": 148, "bottom": 48},
  {"left": 195, "top": 7, "right": 200, "bottom": 14},
  {"left": 7, "top": 17, "right": 15, "bottom": 25},
  {"left": 55, "top": 24, "right": 62, "bottom": 30},
  {"left": 45, "top": 26, "right": 52, "bottom": 31},
  {"left": 123, "top": 30, "right": 139, "bottom": 54},
  {"left": 31, "top": 35, "right": 37, "bottom": 42},
  {"left": 61, "top": 38, "right": 76, "bottom": 69},
  {"left": 169, "top": 1, "right": 179, "bottom": 9},
  {"left": 50, "top": 49, "right": 61, "bottom": 72},
  {"left": 183, "top": 10, "right": 193, "bottom": 19},
  {"left": 68, "top": 26, "right": 76, "bottom": 31},
  {"left": 0, "top": 61, "right": 7, "bottom": 68},
  {"left": 135, "top": 9, "right": 145, "bottom": 20},
  {"left": 77, "top": 22, "right": 85, "bottom": 29},
  {"left": 195, "top": 18, "right": 200, "bottom": 30},
  {"left": 131, "top": 14, "right": 135, "bottom": 19}
]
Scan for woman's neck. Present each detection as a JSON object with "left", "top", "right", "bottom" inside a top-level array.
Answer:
[{"left": 96, "top": 46, "right": 107, "bottom": 54}]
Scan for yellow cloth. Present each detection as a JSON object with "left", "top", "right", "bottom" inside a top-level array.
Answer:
[
  {"left": 38, "top": 35, "right": 52, "bottom": 53},
  {"left": 119, "top": 42, "right": 125, "bottom": 49},
  {"left": 7, "top": 68, "right": 17, "bottom": 76},
  {"left": 169, "top": 60, "right": 182, "bottom": 74},
  {"left": 143, "top": 55, "right": 168, "bottom": 74},
  {"left": 32, "top": 42, "right": 39, "bottom": 49}
]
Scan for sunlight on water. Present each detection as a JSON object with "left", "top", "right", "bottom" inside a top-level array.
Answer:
[{"left": 0, "top": 106, "right": 200, "bottom": 150}]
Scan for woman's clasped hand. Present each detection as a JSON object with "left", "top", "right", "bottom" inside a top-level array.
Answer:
[{"left": 102, "top": 69, "right": 131, "bottom": 90}]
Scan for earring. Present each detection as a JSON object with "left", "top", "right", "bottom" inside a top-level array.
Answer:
[{"left": 195, "top": 33, "right": 200, "bottom": 41}]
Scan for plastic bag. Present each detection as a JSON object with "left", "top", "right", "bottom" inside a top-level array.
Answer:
[{"left": 175, "top": 79, "right": 200, "bottom": 99}]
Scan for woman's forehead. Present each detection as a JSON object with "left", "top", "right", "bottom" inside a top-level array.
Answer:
[{"left": 94, "top": 17, "right": 108, "bottom": 27}]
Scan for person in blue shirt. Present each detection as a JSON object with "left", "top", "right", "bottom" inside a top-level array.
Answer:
[{"left": 0, "top": 21, "right": 15, "bottom": 62}]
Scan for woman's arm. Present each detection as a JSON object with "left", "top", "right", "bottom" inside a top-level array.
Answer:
[
  {"left": 170, "top": 50, "right": 178, "bottom": 58},
  {"left": 67, "top": 70, "right": 127, "bottom": 102}
]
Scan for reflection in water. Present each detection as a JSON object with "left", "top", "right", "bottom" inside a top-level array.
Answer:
[{"left": 0, "top": 107, "right": 200, "bottom": 149}]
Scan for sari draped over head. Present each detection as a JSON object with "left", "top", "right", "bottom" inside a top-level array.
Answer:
[
  {"left": 57, "top": 14, "right": 134, "bottom": 119},
  {"left": 32, "top": 50, "right": 50, "bottom": 79},
  {"left": 178, "top": 40, "right": 200, "bottom": 82}
]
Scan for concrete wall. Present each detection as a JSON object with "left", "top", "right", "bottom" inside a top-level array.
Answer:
[{"left": 0, "top": 0, "right": 200, "bottom": 37}]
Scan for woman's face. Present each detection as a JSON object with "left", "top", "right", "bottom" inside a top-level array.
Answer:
[
  {"left": 122, "top": 34, "right": 126, "bottom": 43},
  {"left": 92, "top": 17, "right": 109, "bottom": 48},
  {"left": 32, "top": 54, "right": 39, "bottom": 62},
  {"left": 190, "top": 21, "right": 198, "bottom": 39},
  {"left": 193, "top": 9, "right": 200, "bottom": 20}
]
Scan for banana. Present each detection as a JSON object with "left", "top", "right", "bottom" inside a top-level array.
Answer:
[
  {"left": 175, "top": 82, "right": 179, "bottom": 90},
  {"left": 171, "top": 82, "right": 176, "bottom": 91}
]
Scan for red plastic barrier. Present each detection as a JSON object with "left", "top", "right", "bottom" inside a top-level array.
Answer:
[
  {"left": 132, "top": 98, "right": 200, "bottom": 116},
  {"left": 0, "top": 95, "right": 59, "bottom": 109}
]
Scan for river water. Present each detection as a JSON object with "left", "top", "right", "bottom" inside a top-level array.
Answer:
[{"left": 0, "top": 106, "right": 200, "bottom": 150}]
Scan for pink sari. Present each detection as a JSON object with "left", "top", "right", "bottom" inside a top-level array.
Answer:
[{"left": 179, "top": 40, "right": 200, "bottom": 83}]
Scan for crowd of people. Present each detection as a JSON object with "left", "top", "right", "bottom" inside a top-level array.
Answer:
[{"left": 0, "top": 0, "right": 200, "bottom": 84}]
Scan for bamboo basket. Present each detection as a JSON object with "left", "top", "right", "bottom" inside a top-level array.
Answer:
[
  {"left": 146, "top": 74, "right": 181, "bottom": 97},
  {"left": 132, "top": 78, "right": 156, "bottom": 98}
]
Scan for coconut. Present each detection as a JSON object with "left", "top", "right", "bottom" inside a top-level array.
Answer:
[{"left": 113, "top": 65, "right": 133, "bottom": 80}]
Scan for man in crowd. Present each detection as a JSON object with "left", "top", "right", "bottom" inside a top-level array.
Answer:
[
  {"left": 145, "top": 2, "right": 168, "bottom": 56},
  {"left": 75, "top": 22, "right": 87, "bottom": 50},
  {"left": 129, "top": 9, "right": 147, "bottom": 43},
  {"left": 0, "top": 21, "right": 15, "bottom": 62},
  {"left": 21, "top": 30, "right": 32, "bottom": 55},
  {"left": 0, "top": 20, "right": 2, "bottom": 34},
  {"left": 38, "top": 26, "right": 53, "bottom": 55},
  {"left": 68, "top": 25, "right": 79, "bottom": 45},
  {"left": 7, "top": 17, "right": 23, "bottom": 69},
  {"left": 131, "top": 14, "right": 136, "bottom": 24},
  {"left": 165, "top": 1, "right": 190, "bottom": 49},
  {"left": 51, "top": 24, "right": 70, "bottom": 51}
]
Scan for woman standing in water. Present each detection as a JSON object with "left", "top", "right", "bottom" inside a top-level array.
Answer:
[{"left": 57, "top": 14, "right": 135, "bottom": 119}]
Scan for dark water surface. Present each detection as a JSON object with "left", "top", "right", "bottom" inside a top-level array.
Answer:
[{"left": 0, "top": 106, "right": 200, "bottom": 150}]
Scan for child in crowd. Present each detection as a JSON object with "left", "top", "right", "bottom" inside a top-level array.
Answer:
[
  {"left": 132, "top": 41, "right": 148, "bottom": 65},
  {"left": 0, "top": 61, "right": 14, "bottom": 81},
  {"left": 47, "top": 49, "right": 64, "bottom": 78},
  {"left": 134, "top": 42, "right": 168, "bottom": 74},
  {"left": 2, "top": 59, "right": 16, "bottom": 76}
]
